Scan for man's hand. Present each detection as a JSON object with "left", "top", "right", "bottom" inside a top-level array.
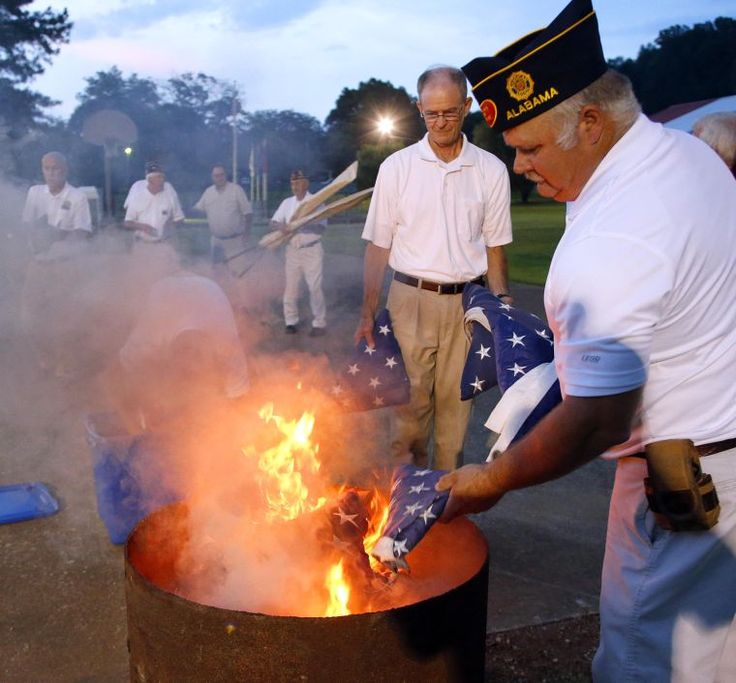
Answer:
[
  {"left": 353, "top": 310, "right": 376, "bottom": 347},
  {"left": 124, "top": 220, "right": 157, "bottom": 236},
  {"left": 356, "top": 243, "right": 390, "bottom": 348},
  {"left": 436, "top": 462, "right": 505, "bottom": 522}
]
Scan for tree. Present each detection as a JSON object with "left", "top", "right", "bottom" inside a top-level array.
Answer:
[
  {"left": 67, "top": 68, "right": 164, "bottom": 195},
  {"left": 607, "top": 17, "right": 736, "bottom": 115},
  {"left": 165, "top": 72, "right": 239, "bottom": 129},
  {"left": 356, "top": 141, "right": 403, "bottom": 190},
  {"left": 68, "top": 68, "right": 246, "bottom": 203},
  {"left": 471, "top": 116, "right": 535, "bottom": 204},
  {"left": 0, "top": 1, "right": 71, "bottom": 134},
  {"left": 244, "top": 110, "right": 327, "bottom": 193},
  {"left": 324, "top": 79, "right": 423, "bottom": 176}
]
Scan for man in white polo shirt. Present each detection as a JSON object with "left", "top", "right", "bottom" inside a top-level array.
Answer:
[
  {"left": 123, "top": 161, "right": 185, "bottom": 242},
  {"left": 194, "top": 164, "right": 253, "bottom": 268},
  {"left": 441, "top": 0, "right": 736, "bottom": 680},
  {"left": 22, "top": 151, "right": 92, "bottom": 255},
  {"left": 20, "top": 151, "right": 94, "bottom": 376},
  {"left": 355, "top": 64, "right": 513, "bottom": 471}
]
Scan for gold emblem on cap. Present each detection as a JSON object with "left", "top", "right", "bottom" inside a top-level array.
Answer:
[{"left": 506, "top": 70, "right": 535, "bottom": 102}]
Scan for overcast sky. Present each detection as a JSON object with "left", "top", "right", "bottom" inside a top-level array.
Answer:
[{"left": 30, "top": 0, "right": 736, "bottom": 123}]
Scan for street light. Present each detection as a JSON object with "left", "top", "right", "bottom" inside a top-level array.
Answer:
[{"left": 376, "top": 116, "right": 395, "bottom": 137}]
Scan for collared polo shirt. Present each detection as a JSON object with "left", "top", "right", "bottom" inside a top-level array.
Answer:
[
  {"left": 271, "top": 192, "right": 326, "bottom": 236},
  {"left": 124, "top": 180, "right": 185, "bottom": 241},
  {"left": 545, "top": 115, "right": 736, "bottom": 450},
  {"left": 194, "top": 182, "right": 252, "bottom": 237},
  {"left": 362, "top": 133, "right": 512, "bottom": 283},
  {"left": 22, "top": 183, "right": 92, "bottom": 232}
]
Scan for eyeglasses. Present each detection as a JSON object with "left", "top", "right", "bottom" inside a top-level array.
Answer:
[{"left": 420, "top": 105, "right": 466, "bottom": 123}]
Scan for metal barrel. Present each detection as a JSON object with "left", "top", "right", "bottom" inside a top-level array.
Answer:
[{"left": 125, "top": 503, "right": 489, "bottom": 682}]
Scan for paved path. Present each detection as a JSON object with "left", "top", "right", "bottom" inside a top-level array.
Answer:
[{"left": 0, "top": 238, "right": 611, "bottom": 681}]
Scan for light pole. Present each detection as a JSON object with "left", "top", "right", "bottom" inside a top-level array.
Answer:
[
  {"left": 231, "top": 98, "right": 240, "bottom": 183},
  {"left": 123, "top": 146, "right": 133, "bottom": 185}
]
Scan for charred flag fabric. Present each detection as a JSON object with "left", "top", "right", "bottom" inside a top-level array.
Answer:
[
  {"left": 461, "top": 284, "right": 562, "bottom": 456},
  {"left": 371, "top": 464, "right": 449, "bottom": 573},
  {"left": 330, "top": 308, "right": 411, "bottom": 411}
]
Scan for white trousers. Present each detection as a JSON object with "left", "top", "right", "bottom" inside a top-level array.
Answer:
[
  {"left": 593, "top": 448, "right": 736, "bottom": 683},
  {"left": 283, "top": 236, "right": 326, "bottom": 328}
]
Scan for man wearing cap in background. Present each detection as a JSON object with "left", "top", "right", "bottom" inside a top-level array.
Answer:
[
  {"left": 270, "top": 169, "right": 327, "bottom": 337},
  {"left": 22, "top": 151, "right": 92, "bottom": 256},
  {"left": 439, "top": 0, "right": 736, "bottom": 680},
  {"left": 354, "top": 64, "right": 513, "bottom": 472},
  {"left": 123, "top": 161, "right": 185, "bottom": 242},
  {"left": 193, "top": 164, "right": 253, "bottom": 267}
]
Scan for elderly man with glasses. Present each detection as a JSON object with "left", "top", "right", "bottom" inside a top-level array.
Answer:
[{"left": 355, "top": 64, "right": 513, "bottom": 471}]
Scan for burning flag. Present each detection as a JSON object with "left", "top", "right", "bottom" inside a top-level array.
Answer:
[
  {"left": 461, "top": 284, "right": 561, "bottom": 457},
  {"left": 330, "top": 309, "right": 410, "bottom": 412},
  {"left": 370, "top": 464, "right": 449, "bottom": 573}
]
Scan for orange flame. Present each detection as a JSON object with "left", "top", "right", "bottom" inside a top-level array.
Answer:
[
  {"left": 244, "top": 402, "right": 326, "bottom": 522},
  {"left": 363, "top": 488, "right": 391, "bottom": 573},
  {"left": 324, "top": 559, "right": 350, "bottom": 616}
]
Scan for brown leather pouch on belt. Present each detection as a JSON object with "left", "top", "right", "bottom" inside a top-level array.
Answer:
[{"left": 644, "top": 439, "right": 720, "bottom": 531}]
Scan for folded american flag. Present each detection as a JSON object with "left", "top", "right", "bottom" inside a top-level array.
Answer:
[
  {"left": 370, "top": 464, "right": 449, "bottom": 573},
  {"left": 330, "top": 309, "right": 411, "bottom": 411},
  {"left": 461, "top": 284, "right": 562, "bottom": 457}
]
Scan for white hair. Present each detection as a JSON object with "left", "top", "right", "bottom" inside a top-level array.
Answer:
[
  {"left": 42, "top": 151, "right": 68, "bottom": 168},
  {"left": 417, "top": 65, "right": 468, "bottom": 100},
  {"left": 692, "top": 112, "right": 736, "bottom": 169},
  {"left": 545, "top": 70, "right": 641, "bottom": 150}
]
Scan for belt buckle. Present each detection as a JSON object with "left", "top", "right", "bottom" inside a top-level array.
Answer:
[{"left": 435, "top": 282, "right": 443, "bottom": 294}]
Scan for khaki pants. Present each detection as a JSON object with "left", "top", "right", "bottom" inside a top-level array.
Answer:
[{"left": 387, "top": 279, "right": 472, "bottom": 471}]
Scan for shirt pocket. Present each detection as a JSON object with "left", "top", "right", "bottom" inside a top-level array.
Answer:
[{"left": 57, "top": 203, "right": 75, "bottom": 230}]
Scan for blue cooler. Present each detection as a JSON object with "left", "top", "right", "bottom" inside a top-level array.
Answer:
[{"left": 85, "top": 412, "right": 179, "bottom": 544}]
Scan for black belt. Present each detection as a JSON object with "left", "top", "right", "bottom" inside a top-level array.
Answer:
[
  {"left": 216, "top": 233, "right": 245, "bottom": 240},
  {"left": 394, "top": 271, "right": 484, "bottom": 295},
  {"left": 631, "top": 437, "right": 736, "bottom": 459}
]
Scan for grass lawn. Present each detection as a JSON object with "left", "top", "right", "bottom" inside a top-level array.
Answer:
[
  {"left": 179, "top": 197, "right": 565, "bottom": 287},
  {"left": 506, "top": 199, "right": 564, "bottom": 286},
  {"left": 322, "top": 199, "right": 564, "bottom": 287}
]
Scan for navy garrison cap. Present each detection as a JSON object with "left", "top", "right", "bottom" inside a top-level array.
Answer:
[
  {"left": 462, "top": 0, "right": 607, "bottom": 132},
  {"left": 145, "top": 160, "right": 164, "bottom": 175}
]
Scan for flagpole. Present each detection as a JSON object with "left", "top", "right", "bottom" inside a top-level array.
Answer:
[
  {"left": 231, "top": 98, "right": 240, "bottom": 184},
  {"left": 248, "top": 145, "right": 255, "bottom": 203}
]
